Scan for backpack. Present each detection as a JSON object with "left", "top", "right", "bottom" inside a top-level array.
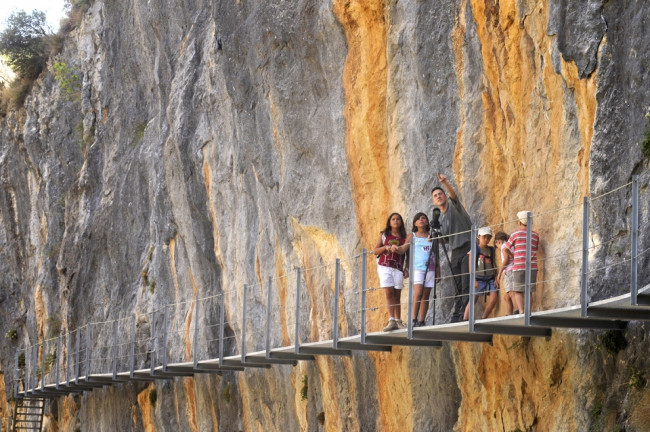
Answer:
[{"left": 475, "top": 246, "right": 496, "bottom": 281}]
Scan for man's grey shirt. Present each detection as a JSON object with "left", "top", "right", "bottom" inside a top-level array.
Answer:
[{"left": 439, "top": 196, "right": 472, "bottom": 252}]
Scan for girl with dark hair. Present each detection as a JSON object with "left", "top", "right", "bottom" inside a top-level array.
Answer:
[
  {"left": 402, "top": 212, "right": 439, "bottom": 327},
  {"left": 373, "top": 213, "right": 408, "bottom": 331}
]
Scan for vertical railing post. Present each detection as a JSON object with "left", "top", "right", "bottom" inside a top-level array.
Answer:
[
  {"left": 150, "top": 311, "right": 156, "bottom": 376},
  {"left": 193, "top": 298, "right": 200, "bottom": 370},
  {"left": 75, "top": 329, "right": 80, "bottom": 385},
  {"left": 32, "top": 345, "right": 38, "bottom": 394},
  {"left": 266, "top": 277, "right": 273, "bottom": 358},
  {"left": 631, "top": 175, "right": 639, "bottom": 305},
  {"left": 85, "top": 324, "right": 91, "bottom": 378},
  {"left": 162, "top": 307, "right": 168, "bottom": 372},
  {"left": 524, "top": 212, "right": 533, "bottom": 326},
  {"left": 26, "top": 346, "right": 31, "bottom": 393},
  {"left": 23, "top": 346, "right": 28, "bottom": 394},
  {"left": 56, "top": 335, "right": 61, "bottom": 389},
  {"left": 14, "top": 350, "right": 19, "bottom": 396},
  {"left": 241, "top": 284, "right": 248, "bottom": 363},
  {"left": 129, "top": 314, "right": 136, "bottom": 378},
  {"left": 24, "top": 346, "right": 29, "bottom": 394},
  {"left": 360, "top": 252, "right": 367, "bottom": 344},
  {"left": 334, "top": 258, "right": 342, "bottom": 347},
  {"left": 581, "top": 197, "right": 590, "bottom": 317},
  {"left": 469, "top": 225, "right": 477, "bottom": 332},
  {"left": 40, "top": 341, "right": 46, "bottom": 391},
  {"left": 294, "top": 268, "right": 302, "bottom": 355},
  {"left": 66, "top": 332, "right": 71, "bottom": 387},
  {"left": 112, "top": 319, "right": 118, "bottom": 380},
  {"left": 407, "top": 238, "right": 415, "bottom": 339},
  {"left": 219, "top": 294, "right": 225, "bottom": 366}
]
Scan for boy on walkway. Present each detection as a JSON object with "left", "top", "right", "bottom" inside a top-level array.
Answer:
[{"left": 463, "top": 227, "right": 498, "bottom": 320}]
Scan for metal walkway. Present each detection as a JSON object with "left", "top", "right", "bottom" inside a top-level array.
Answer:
[
  {"left": 12, "top": 284, "right": 650, "bottom": 400},
  {"left": 8, "top": 174, "right": 650, "bottom": 406}
]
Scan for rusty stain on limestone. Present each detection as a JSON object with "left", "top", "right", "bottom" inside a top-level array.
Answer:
[
  {"left": 452, "top": 1, "right": 599, "bottom": 430},
  {"left": 136, "top": 384, "right": 157, "bottom": 432}
]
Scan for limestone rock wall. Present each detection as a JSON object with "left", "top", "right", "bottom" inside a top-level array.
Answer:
[{"left": 1, "top": 0, "right": 649, "bottom": 431}]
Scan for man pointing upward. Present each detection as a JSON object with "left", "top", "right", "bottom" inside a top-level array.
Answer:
[{"left": 431, "top": 173, "right": 472, "bottom": 322}]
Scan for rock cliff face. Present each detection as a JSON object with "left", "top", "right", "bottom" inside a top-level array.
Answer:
[{"left": 1, "top": 0, "right": 650, "bottom": 431}]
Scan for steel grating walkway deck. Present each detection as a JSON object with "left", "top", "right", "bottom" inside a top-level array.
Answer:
[{"left": 17, "top": 285, "right": 650, "bottom": 399}]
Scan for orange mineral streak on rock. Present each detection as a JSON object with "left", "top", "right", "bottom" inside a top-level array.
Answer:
[
  {"left": 332, "top": 2, "right": 417, "bottom": 428},
  {"left": 452, "top": 0, "right": 468, "bottom": 181},
  {"left": 59, "top": 396, "right": 77, "bottom": 432},
  {"left": 184, "top": 378, "right": 199, "bottom": 432},
  {"left": 332, "top": 0, "right": 390, "bottom": 246},
  {"left": 0, "top": 377, "right": 8, "bottom": 428},
  {"left": 292, "top": 364, "right": 308, "bottom": 431},
  {"left": 137, "top": 385, "right": 157, "bottom": 432},
  {"left": 562, "top": 59, "right": 597, "bottom": 198},
  {"left": 453, "top": 1, "right": 599, "bottom": 428},
  {"left": 465, "top": 0, "right": 595, "bottom": 220},
  {"left": 239, "top": 375, "right": 257, "bottom": 432},
  {"left": 291, "top": 223, "right": 341, "bottom": 341},
  {"left": 202, "top": 146, "right": 226, "bottom": 272},
  {"left": 316, "top": 356, "right": 359, "bottom": 432},
  {"left": 210, "top": 403, "right": 219, "bottom": 432},
  {"left": 456, "top": 335, "right": 580, "bottom": 431},
  {"left": 185, "top": 271, "right": 199, "bottom": 359}
]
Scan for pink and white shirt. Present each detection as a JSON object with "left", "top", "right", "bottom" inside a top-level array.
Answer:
[{"left": 506, "top": 229, "right": 539, "bottom": 271}]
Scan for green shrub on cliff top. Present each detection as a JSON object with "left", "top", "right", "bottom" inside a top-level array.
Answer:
[{"left": 0, "top": 10, "right": 49, "bottom": 80}]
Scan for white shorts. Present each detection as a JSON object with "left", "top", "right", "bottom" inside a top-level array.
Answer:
[
  {"left": 412, "top": 269, "right": 435, "bottom": 288},
  {"left": 377, "top": 265, "right": 404, "bottom": 289}
]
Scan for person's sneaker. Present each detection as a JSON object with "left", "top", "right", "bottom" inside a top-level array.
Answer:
[
  {"left": 383, "top": 319, "right": 398, "bottom": 331},
  {"left": 417, "top": 321, "right": 425, "bottom": 327},
  {"left": 396, "top": 319, "right": 406, "bottom": 329}
]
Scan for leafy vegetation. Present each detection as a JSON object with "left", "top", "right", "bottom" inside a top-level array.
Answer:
[
  {"left": 44, "top": 353, "right": 57, "bottom": 374},
  {"left": 629, "top": 366, "right": 647, "bottom": 389},
  {"left": 0, "top": 10, "right": 49, "bottom": 81},
  {"left": 47, "top": 316, "right": 62, "bottom": 338},
  {"left": 133, "top": 121, "right": 147, "bottom": 146},
  {"left": 222, "top": 382, "right": 231, "bottom": 403},
  {"left": 5, "top": 328, "right": 18, "bottom": 340},
  {"left": 53, "top": 61, "right": 81, "bottom": 100},
  {"left": 300, "top": 375, "right": 308, "bottom": 401},
  {"left": 148, "top": 387, "right": 157, "bottom": 406},
  {"left": 597, "top": 330, "right": 627, "bottom": 356}
]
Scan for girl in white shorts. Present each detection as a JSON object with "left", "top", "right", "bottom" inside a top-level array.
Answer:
[
  {"left": 401, "top": 212, "right": 439, "bottom": 327},
  {"left": 373, "top": 213, "right": 408, "bottom": 331}
]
